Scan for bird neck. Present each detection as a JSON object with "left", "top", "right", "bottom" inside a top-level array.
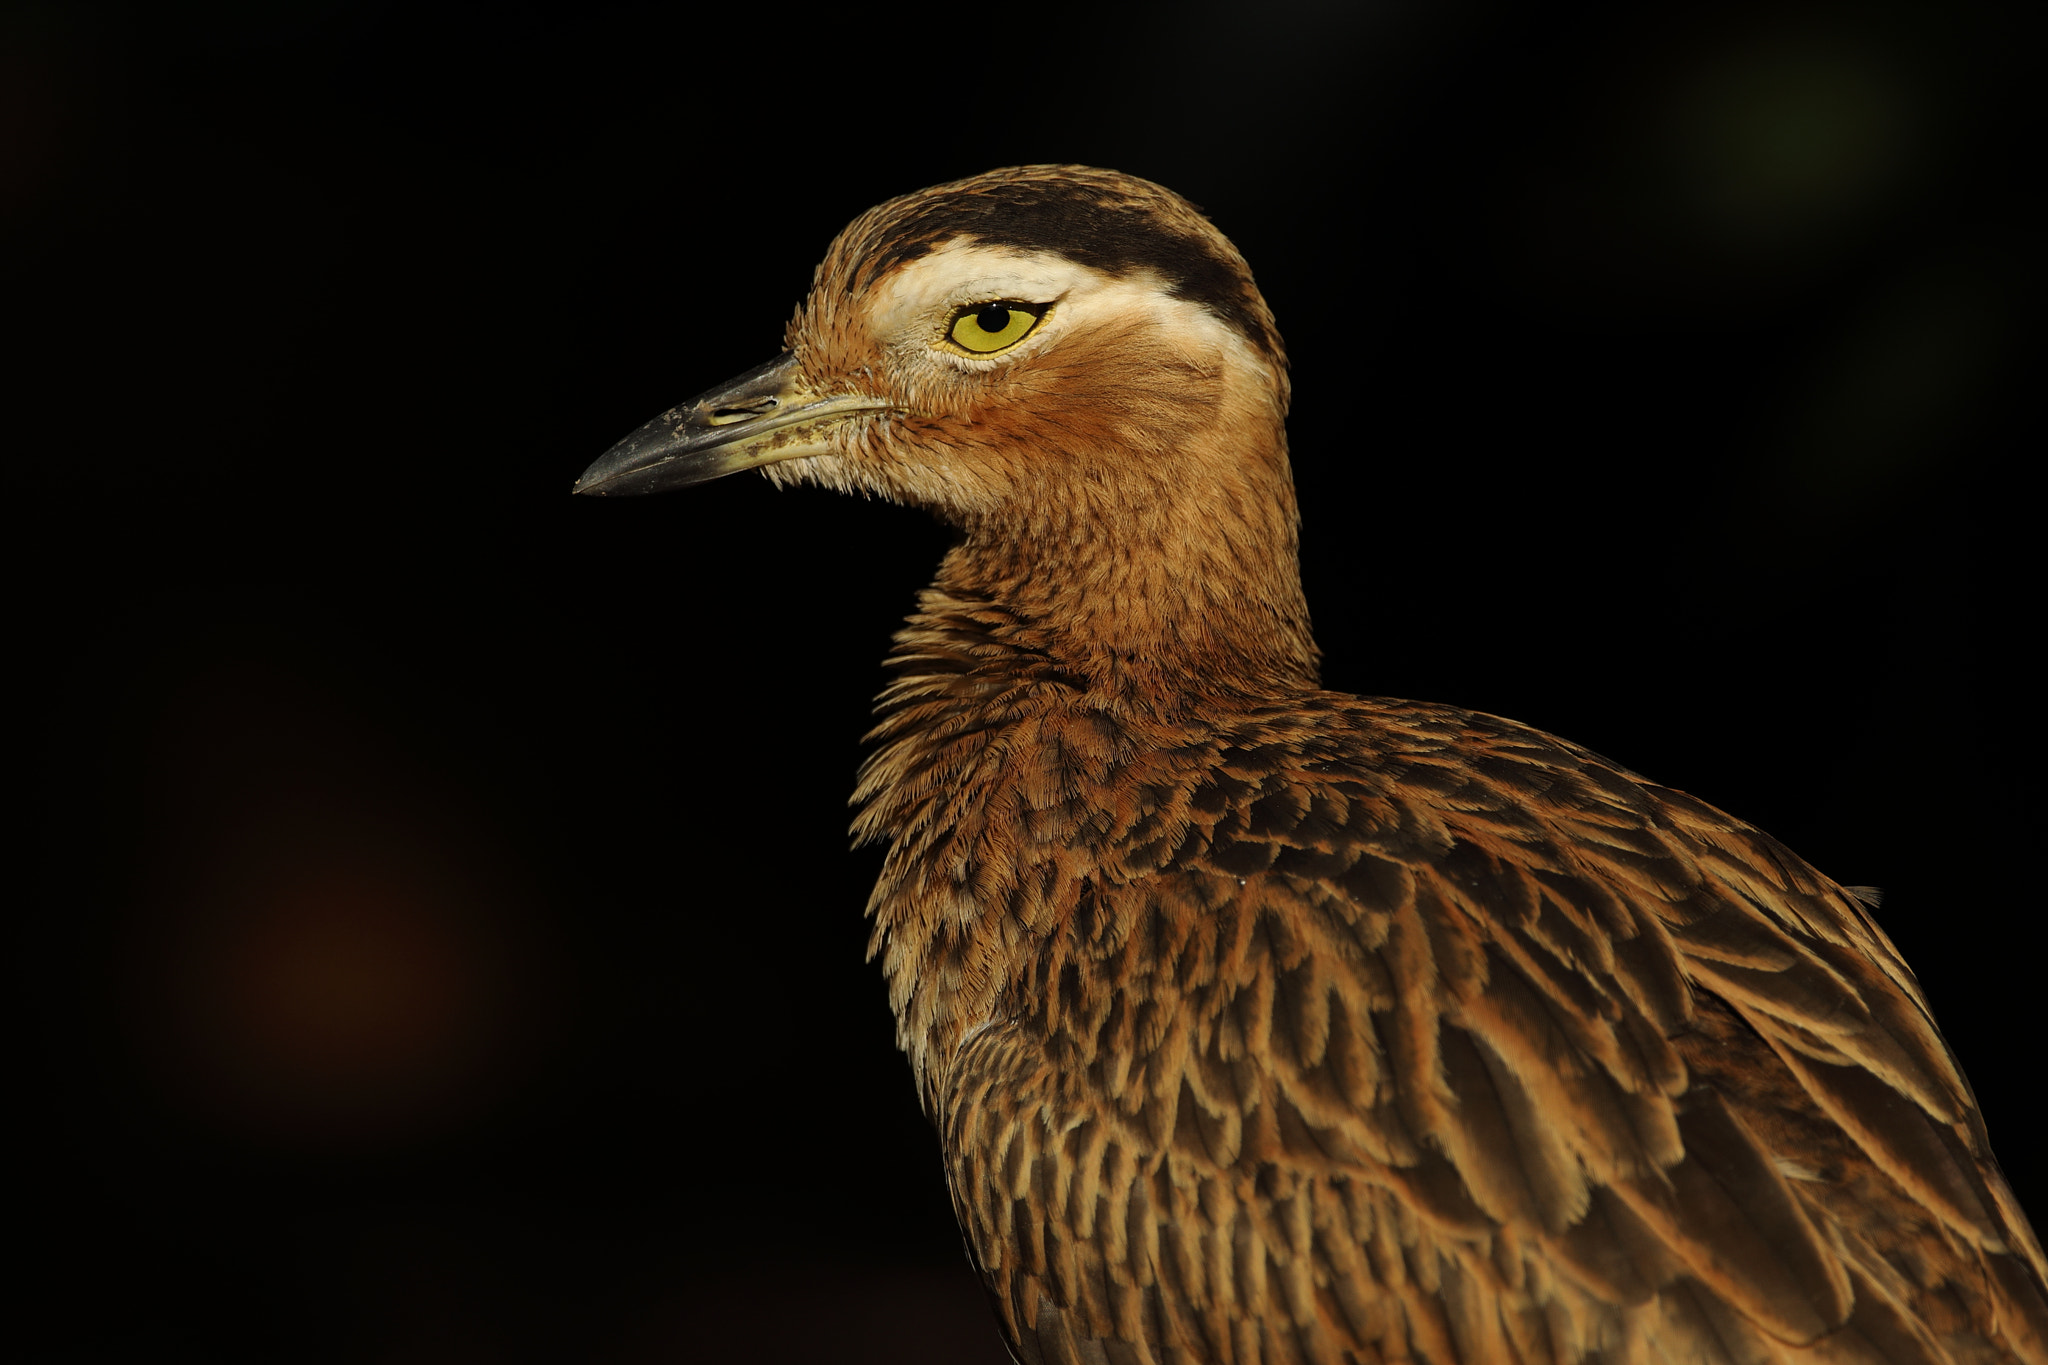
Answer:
[
  {"left": 927, "top": 475, "right": 1321, "bottom": 709},
  {"left": 852, "top": 398, "right": 1322, "bottom": 1098},
  {"left": 853, "top": 475, "right": 1318, "bottom": 1100}
]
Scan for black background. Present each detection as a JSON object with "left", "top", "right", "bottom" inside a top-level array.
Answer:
[{"left": 13, "top": 1, "right": 2039, "bottom": 1361}]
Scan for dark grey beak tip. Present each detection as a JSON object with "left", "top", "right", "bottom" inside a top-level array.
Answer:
[
  {"left": 572, "top": 458, "right": 627, "bottom": 498},
  {"left": 575, "top": 419, "right": 694, "bottom": 497},
  {"left": 574, "top": 354, "right": 807, "bottom": 499}
]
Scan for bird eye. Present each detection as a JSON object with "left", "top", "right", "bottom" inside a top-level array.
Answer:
[{"left": 946, "top": 301, "right": 1045, "bottom": 354}]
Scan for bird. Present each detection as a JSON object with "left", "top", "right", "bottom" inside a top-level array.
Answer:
[{"left": 576, "top": 166, "right": 2046, "bottom": 1365}]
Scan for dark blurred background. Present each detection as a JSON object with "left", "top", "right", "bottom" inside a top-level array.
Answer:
[{"left": 10, "top": 0, "right": 2038, "bottom": 1360}]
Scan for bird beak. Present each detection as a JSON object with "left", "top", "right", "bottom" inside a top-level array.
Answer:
[{"left": 574, "top": 351, "right": 892, "bottom": 496}]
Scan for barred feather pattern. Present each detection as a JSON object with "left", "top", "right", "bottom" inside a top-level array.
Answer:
[{"left": 854, "top": 587, "right": 2048, "bottom": 1365}]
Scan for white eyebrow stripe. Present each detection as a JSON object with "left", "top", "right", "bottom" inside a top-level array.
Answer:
[
  {"left": 868, "top": 240, "right": 1106, "bottom": 337},
  {"left": 865, "top": 237, "right": 1245, "bottom": 371}
]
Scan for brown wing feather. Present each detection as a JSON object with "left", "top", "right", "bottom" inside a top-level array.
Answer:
[{"left": 921, "top": 697, "right": 2047, "bottom": 1365}]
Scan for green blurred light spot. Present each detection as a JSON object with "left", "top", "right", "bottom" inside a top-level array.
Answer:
[{"left": 1670, "top": 37, "right": 1920, "bottom": 248}]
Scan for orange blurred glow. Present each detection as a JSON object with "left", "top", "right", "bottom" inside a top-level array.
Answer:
[
  {"left": 165, "top": 849, "right": 507, "bottom": 1138},
  {"left": 124, "top": 654, "right": 550, "bottom": 1147}
]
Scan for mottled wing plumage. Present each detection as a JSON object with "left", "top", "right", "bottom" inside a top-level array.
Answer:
[{"left": 906, "top": 694, "right": 2047, "bottom": 1365}]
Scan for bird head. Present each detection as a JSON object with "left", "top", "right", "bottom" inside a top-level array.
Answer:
[
  {"left": 577, "top": 165, "right": 1317, "bottom": 691},
  {"left": 578, "top": 165, "right": 1291, "bottom": 512}
]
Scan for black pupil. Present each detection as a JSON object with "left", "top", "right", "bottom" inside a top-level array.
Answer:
[{"left": 974, "top": 303, "right": 1011, "bottom": 333}]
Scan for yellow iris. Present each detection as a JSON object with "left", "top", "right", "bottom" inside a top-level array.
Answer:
[{"left": 948, "top": 301, "right": 1044, "bottom": 354}]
